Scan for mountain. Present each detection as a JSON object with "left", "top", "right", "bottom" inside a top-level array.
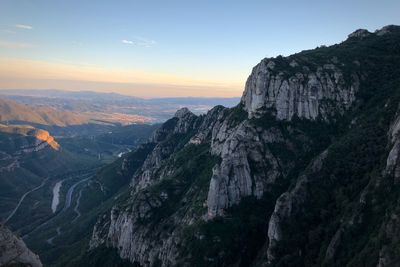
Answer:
[
  {"left": 0, "top": 89, "right": 240, "bottom": 107},
  {"left": 0, "top": 89, "right": 144, "bottom": 102},
  {"left": 0, "top": 124, "right": 60, "bottom": 152},
  {"left": 0, "top": 225, "right": 42, "bottom": 267},
  {"left": 0, "top": 98, "right": 88, "bottom": 126},
  {"left": 58, "top": 25, "right": 400, "bottom": 267},
  {"left": 0, "top": 90, "right": 240, "bottom": 123}
]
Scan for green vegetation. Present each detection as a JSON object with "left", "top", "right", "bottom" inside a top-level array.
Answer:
[
  {"left": 144, "top": 143, "right": 218, "bottom": 223},
  {"left": 24, "top": 142, "right": 156, "bottom": 266},
  {"left": 227, "top": 104, "right": 248, "bottom": 125},
  {"left": 178, "top": 28, "right": 400, "bottom": 267},
  {"left": 180, "top": 195, "right": 278, "bottom": 267},
  {"left": 266, "top": 28, "right": 400, "bottom": 266},
  {"left": 70, "top": 246, "right": 138, "bottom": 267}
]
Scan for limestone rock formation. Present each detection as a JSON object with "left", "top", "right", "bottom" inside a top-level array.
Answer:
[
  {"left": 0, "top": 124, "right": 60, "bottom": 153},
  {"left": 0, "top": 225, "right": 42, "bottom": 267},
  {"left": 240, "top": 57, "right": 360, "bottom": 120},
  {"left": 85, "top": 25, "right": 400, "bottom": 267}
]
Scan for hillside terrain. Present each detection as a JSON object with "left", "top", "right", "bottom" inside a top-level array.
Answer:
[
  {"left": 59, "top": 25, "right": 400, "bottom": 267},
  {"left": 0, "top": 105, "right": 158, "bottom": 265},
  {"left": 0, "top": 98, "right": 88, "bottom": 126}
]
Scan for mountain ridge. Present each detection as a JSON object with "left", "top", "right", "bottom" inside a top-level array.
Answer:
[{"left": 80, "top": 24, "right": 400, "bottom": 267}]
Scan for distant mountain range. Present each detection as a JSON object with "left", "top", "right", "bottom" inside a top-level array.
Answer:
[
  {"left": 0, "top": 89, "right": 240, "bottom": 123},
  {"left": 0, "top": 98, "right": 89, "bottom": 126}
]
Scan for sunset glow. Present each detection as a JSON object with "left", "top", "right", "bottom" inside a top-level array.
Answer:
[{"left": 1, "top": 0, "right": 399, "bottom": 97}]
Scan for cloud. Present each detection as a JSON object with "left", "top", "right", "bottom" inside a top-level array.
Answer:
[
  {"left": 121, "top": 36, "right": 156, "bottom": 47},
  {"left": 0, "top": 41, "right": 32, "bottom": 49},
  {"left": 15, "top": 24, "right": 33, "bottom": 30},
  {"left": 122, "top": 39, "right": 133, "bottom": 44}
]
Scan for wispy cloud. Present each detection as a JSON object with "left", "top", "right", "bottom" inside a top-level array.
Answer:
[
  {"left": 15, "top": 24, "right": 33, "bottom": 30},
  {"left": 0, "top": 41, "right": 32, "bottom": 49},
  {"left": 121, "top": 36, "right": 156, "bottom": 47}
]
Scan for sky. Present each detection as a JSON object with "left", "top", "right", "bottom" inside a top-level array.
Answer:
[{"left": 0, "top": 0, "right": 399, "bottom": 98}]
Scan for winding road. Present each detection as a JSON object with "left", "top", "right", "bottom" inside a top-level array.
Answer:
[
  {"left": 4, "top": 178, "right": 49, "bottom": 223},
  {"left": 22, "top": 172, "right": 93, "bottom": 239},
  {"left": 46, "top": 227, "right": 61, "bottom": 245},
  {"left": 63, "top": 177, "right": 90, "bottom": 211},
  {"left": 72, "top": 188, "right": 83, "bottom": 222},
  {"left": 45, "top": 177, "right": 90, "bottom": 244}
]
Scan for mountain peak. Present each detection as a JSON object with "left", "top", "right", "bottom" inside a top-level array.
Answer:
[
  {"left": 0, "top": 124, "right": 60, "bottom": 152},
  {"left": 241, "top": 54, "right": 359, "bottom": 121},
  {"left": 174, "top": 107, "right": 193, "bottom": 118},
  {"left": 347, "top": 25, "right": 400, "bottom": 39},
  {"left": 375, "top": 24, "right": 400, "bottom": 36},
  {"left": 241, "top": 25, "right": 400, "bottom": 121},
  {"left": 348, "top": 28, "right": 371, "bottom": 39}
]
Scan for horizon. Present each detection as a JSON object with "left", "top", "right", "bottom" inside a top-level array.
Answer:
[
  {"left": 0, "top": 88, "right": 242, "bottom": 100},
  {"left": 1, "top": 0, "right": 400, "bottom": 97}
]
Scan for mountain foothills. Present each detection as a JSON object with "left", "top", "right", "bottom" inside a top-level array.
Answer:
[
  {"left": 1, "top": 24, "right": 400, "bottom": 267},
  {"left": 0, "top": 98, "right": 89, "bottom": 126},
  {"left": 69, "top": 25, "right": 400, "bottom": 267}
]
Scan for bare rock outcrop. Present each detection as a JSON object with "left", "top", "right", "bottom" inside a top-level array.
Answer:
[
  {"left": 0, "top": 225, "right": 42, "bottom": 267},
  {"left": 240, "top": 57, "right": 359, "bottom": 120}
]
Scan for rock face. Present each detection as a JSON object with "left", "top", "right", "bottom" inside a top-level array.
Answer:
[
  {"left": 0, "top": 124, "right": 60, "bottom": 153},
  {"left": 348, "top": 29, "right": 371, "bottom": 39},
  {"left": 240, "top": 57, "right": 360, "bottom": 120},
  {"left": 86, "top": 25, "right": 400, "bottom": 267},
  {"left": 131, "top": 108, "right": 199, "bottom": 190},
  {"left": 384, "top": 107, "right": 400, "bottom": 182},
  {"left": 0, "top": 225, "right": 42, "bottom": 267},
  {"left": 206, "top": 119, "right": 283, "bottom": 218},
  {"left": 266, "top": 151, "right": 327, "bottom": 263},
  {"left": 89, "top": 108, "right": 209, "bottom": 265}
]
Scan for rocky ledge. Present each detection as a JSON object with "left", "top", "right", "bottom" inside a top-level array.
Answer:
[{"left": 0, "top": 225, "right": 42, "bottom": 267}]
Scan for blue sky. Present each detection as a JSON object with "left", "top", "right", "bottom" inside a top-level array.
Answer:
[{"left": 0, "top": 0, "right": 399, "bottom": 97}]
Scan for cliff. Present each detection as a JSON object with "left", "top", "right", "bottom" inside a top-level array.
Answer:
[
  {"left": 0, "top": 225, "right": 42, "bottom": 267},
  {"left": 83, "top": 25, "right": 400, "bottom": 267},
  {"left": 0, "top": 124, "right": 60, "bottom": 154}
]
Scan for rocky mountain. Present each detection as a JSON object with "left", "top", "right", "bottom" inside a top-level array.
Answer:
[
  {"left": 57, "top": 25, "right": 400, "bottom": 267},
  {"left": 0, "top": 124, "right": 60, "bottom": 153},
  {"left": 0, "top": 225, "right": 42, "bottom": 267}
]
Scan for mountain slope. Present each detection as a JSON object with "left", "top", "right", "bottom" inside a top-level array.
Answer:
[
  {"left": 0, "top": 124, "right": 102, "bottom": 224},
  {"left": 73, "top": 25, "right": 400, "bottom": 267},
  {"left": 0, "top": 97, "right": 88, "bottom": 126}
]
